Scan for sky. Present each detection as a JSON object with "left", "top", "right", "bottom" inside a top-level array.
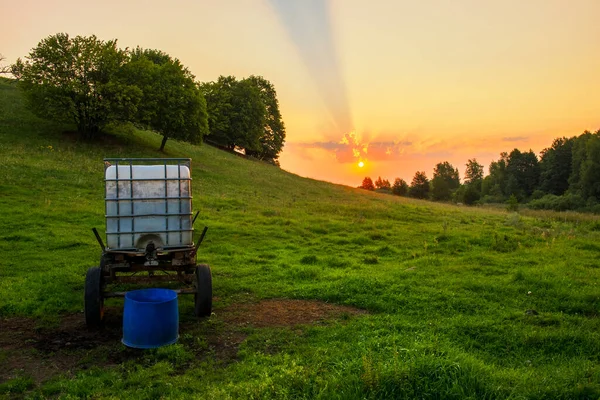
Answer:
[{"left": 1, "top": 0, "right": 599, "bottom": 187}]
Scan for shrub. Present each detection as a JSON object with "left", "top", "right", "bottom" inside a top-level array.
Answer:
[
  {"left": 506, "top": 194, "right": 519, "bottom": 212},
  {"left": 480, "top": 194, "right": 505, "bottom": 204},
  {"left": 530, "top": 189, "right": 545, "bottom": 200},
  {"left": 529, "top": 193, "right": 586, "bottom": 211},
  {"left": 462, "top": 185, "right": 480, "bottom": 206}
]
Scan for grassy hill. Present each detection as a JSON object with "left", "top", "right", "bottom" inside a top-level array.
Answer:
[{"left": 1, "top": 77, "right": 600, "bottom": 399}]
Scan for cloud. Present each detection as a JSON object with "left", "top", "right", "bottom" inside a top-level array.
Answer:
[
  {"left": 289, "top": 136, "right": 413, "bottom": 164},
  {"left": 502, "top": 136, "right": 529, "bottom": 142},
  {"left": 287, "top": 129, "right": 542, "bottom": 168}
]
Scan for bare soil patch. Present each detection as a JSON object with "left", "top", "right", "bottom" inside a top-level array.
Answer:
[
  {"left": 1, "top": 299, "right": 366, "bottom": 385},
  {"left": 220, "top": 299, "right": 367, "bottom": 328},
  {"left": 1, "top": 308, "right": 125, "bottom": 384}
]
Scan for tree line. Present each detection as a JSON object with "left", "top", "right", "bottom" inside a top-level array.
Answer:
[
  {"left": 9, "top": 33, "right": 285, "bottom": 164},
  {"left": 360, "top": 129, "right": 600, "bottom": 213}
]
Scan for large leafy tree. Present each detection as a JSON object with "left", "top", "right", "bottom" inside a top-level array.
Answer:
[
  {"left": 201, "top": 76, "right": 265, "bottom": 153},
  {"left": 569, "top": 131, "right": 592, "bottom": 195},
  {"left": 539, "top": 137, "right": 574, "bottom": 196},
  {"left": 462, "top": 158, "right": 484, "bottom": 203},
  {"left": 12, "top": 33, "right": 141, "bottom": 139},
  {"left": 123, "top": 48, "right": 208, "bottom": 151},
  {"left": 430, "top": 161, "right": 460, "bottom": 201},
  {"left": 392, "top": 178, "right": 409, "bottom": 196},
  {"left": 464, "top": 159, "right": 484, "bottom": 186},
  {"left": 244, "top": 75, "right": 286, "bottom": 165},
  {"left": 580, "top": 131, "right": 600, "bottom": 200},
  {"left": 505, "top": 149, "right": 540, "bottom": 199},
  {"left": 409, "top": 171, "right": 430, "bottom": 199},
  {"left": 569, "top": 130, "right": 600, "bottom": 200},
  {"left": 481, "top": 152, "right": 509, "bottom": 200}
]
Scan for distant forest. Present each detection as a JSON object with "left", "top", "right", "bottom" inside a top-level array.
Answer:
[
  {"left": 361, "top": 129, "right": 600, "bottom": 213},
  {"left": 8, "top": 33, "right": 285, "bottom": 165}
]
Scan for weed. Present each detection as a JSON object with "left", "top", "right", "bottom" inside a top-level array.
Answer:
[{"left": 0, "top": 376, "right": 34, "bottom": 395}]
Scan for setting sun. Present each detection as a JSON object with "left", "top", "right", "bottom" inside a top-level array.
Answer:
[{"left": 358, "top": 161, "right": 364, "bottom": 168}]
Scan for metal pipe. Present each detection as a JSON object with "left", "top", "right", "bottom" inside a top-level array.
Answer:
[
  {"left": 104, "top": 287, "right": 197, "bottom": 298},
  {"left": 191, "top": 226, "right": 208, "bottom": 256},
  {"left": 92, "top": 227, "right": 106, "bottom": 251}
]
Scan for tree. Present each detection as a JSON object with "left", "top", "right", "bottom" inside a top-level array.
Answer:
[
  {"left": 430, "top": 161, "right": 460, "bottom": 201},
  {"left": 463, "top": 159, "right": 484, "bottom": 203},
  {"left": 392, "top": 178, "right": 408, "bottom": 196},
  {"left": 409, "top": 171, "right": 429, "bottom": 199},
  {"left": 481, "top": 152, "right": 509, "bottom": 201},
  {"left": 568, "top": 130, "right": 600, "bottom": 201},
  {"left": 360, "top": 177, "right": 375, "bottom": 191},
  {"left": 244, "top": 76, "right": 286, "bottom": 165},
  {"left": 375, "top": 176, "right": 391, "bottom": 190},
  {"left": 464, "top": 159, "right": 484, "bottom": 186},
  {"left": 539, "top": 137, "right": 574, "bottom": 195},
  {"left": 11, "top": 33, "right": 141, "bottom": 139},
  {"left": 0, "top": 54, "right": 11, "bottom": 74},
  {"left": 505, "top": 149, "right": 540, "bottom": 199},
  {"left": 201, "top": 76, "right": 266, "bottom": 153},
  {"left": 570, "top": 130, "right": 600, "bottom": 200},
  {"left": 123, "top": 48, "right": 208, "bottom": 151}
]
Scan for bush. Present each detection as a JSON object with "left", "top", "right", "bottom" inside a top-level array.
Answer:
[
  {"left": 530, "top": 189, "right": 545, "bottom": 200},
  {"left": 462, "top": 185, "right": 480, "bottom": 206},
  {"left": 557, "top": 194, "right": 585, "bottom": 210},
  {"left": 528, "top": 194, "right": 560, "bottom": 210},
  {"left": 480, "top": 194, "right": 505, "bottom": 204},
  {"left": 506, "top": 194, "right": 519, "bottom": 212},
  {"left": 375, "top": 187, "right": 392, "bottom": 195},
  {"left": 528, "top": 193, "right": 586, "bottom": 211},
  {"left": 586, "top": 204, "right": 600, "bottom": 214}
]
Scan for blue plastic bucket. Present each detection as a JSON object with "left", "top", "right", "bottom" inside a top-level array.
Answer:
[{"left": 122, "top": 288, "right": 179, "bottom": 349}]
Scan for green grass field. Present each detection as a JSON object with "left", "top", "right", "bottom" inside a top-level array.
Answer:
[{"left": 1, "top": 77, "right": 600, "bottom": 399}]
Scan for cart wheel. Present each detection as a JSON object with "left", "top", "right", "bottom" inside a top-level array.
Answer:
[
  {"left": 194, "top": 264, "right": 212, "bottom": 318},
  {"left": 85, "top": 267, "right": 104, "bottom": 329}
]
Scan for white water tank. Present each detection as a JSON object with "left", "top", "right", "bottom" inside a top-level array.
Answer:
[{"left": 105, "top": 162, "right": 193, "bottom": 250}]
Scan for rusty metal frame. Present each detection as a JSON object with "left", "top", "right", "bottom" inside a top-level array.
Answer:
[{"left": 100, "top": 247, "right": 199, "bottom": 298}]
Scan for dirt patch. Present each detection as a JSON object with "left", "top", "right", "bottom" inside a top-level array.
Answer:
[
  {"left": 220, "top": 299, "right": 367, "bottom": 328},
  {"left": 0, "top": 299, "right": 367, "bottom": 385},
  {"left": 0, "top": 308, "right": 126, "bottom": 385}
]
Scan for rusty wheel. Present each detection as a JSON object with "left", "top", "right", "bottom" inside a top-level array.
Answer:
[{"left": 85, "top": 266, "right": 104, "bottom": 329}]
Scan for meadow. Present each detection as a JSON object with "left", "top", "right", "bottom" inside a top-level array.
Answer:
[{"left": 1, "top": 77, "right": 599, "bottom": 399}]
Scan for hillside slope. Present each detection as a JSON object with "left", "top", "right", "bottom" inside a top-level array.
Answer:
[{"left": 1, "top": 77, "right": 600, "bottom": 398}]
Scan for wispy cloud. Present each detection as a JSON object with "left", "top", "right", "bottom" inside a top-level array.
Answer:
[
  {"left": 290, "top": 132, "right": 413, "bottom": 164},
  {"left": 502, "top": 136, "right": 529, "bottom": 142}
]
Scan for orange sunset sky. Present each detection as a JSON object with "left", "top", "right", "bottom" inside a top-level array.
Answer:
[{"left": 1, "top": 0, "right": 599, "bottom": 187}]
